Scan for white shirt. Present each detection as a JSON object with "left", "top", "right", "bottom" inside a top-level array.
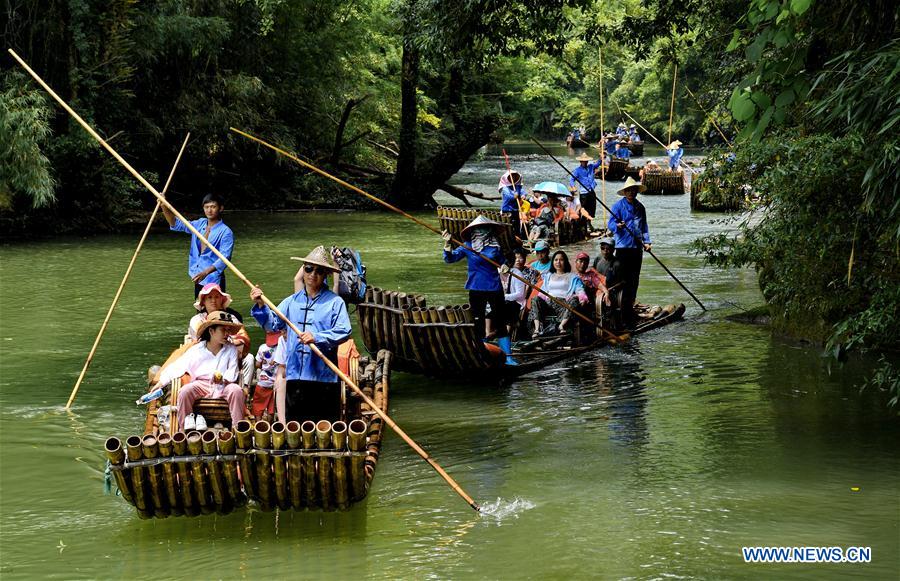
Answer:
[
  {"left": 158, "top": 342, "right": 239, "bottom": 386},
  {"left": 503, "top": 267, "right": 528, "bottom": 307}
]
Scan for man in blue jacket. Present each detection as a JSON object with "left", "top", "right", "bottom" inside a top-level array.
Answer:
[
  {"left": 666, "top": 140, "right": 684, "bottom": 171},
  {"left": 613, "top": 142, "right": 632, "bottom": 160},
  {"left": 250, "top": 246, "right": 352, "bottom": 422},
  {"left": 442, "top": 216, "right": 517, "bottom": 365},
  {"left": 607, "top": 177, "right": 651, "bottom": 327},
  {"left": 570, "top": 152, "right": 602, "bottom": 220},
  {"left": 163, "top": 192, "right": 234, "bottom": 297}
]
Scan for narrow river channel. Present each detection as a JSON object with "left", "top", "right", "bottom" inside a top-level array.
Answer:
[{"left": 1, "top": 143, "right": 896, "bottom": 578}]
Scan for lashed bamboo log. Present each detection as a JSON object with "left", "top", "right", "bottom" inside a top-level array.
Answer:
[
  {"left": 315, "top": 420, "right": 334, "bottom": 511},
  {"left": 348, "top": 419, "right": 367, "bottom": 501},
  {"left": 285, "top": 421, "right": 304, "bottom": 508},
  {"left": 172, "top": 432, "right": 195, "bottom": 515},
  {"left": 186, "top": 432, "right": 212, "bottom": 514},
  {"left": 156, "top": 433, "right": 182, "bottom": 516},
  {"left": 301, "top": 420, "right": 319, "bottom": 508},
  {"left": 331, "top": 421, "right": 350, "bottom": 510},
  {"left": 125, "top": 435, "right": 152, "bottom": 518},
  {"left": 271, "top": 422, "right": 290, "bottom": 510},
  {"left": 253, "top": 421, "right": 274, "bottom": 511},
  {"left": 217, "top": 430, "right": 245, "bottom": 507},
  {"left": 104, "top": 437, "right": 134, "bottom": 504},
  {"left": 201, "top": 431, "right": 227, "bottom": 511},
  {"left": 233, "top": 420, "right": 256, "bottom": 500},
  {"left": 409, "top": 307, "right": 431, "bottom": 370}
]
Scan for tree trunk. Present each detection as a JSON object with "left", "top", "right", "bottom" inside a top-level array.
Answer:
[{"left": 391, "top": 30, "right": 421, "bottom": 207}]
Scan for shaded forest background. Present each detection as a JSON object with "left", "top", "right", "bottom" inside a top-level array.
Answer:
[{"left": 2, "top": 0, "right": 898, "bottom": 404}]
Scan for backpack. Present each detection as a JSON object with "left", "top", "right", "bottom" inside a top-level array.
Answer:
[{"left": 331, "top": 246, "right": 367, "bottom": 304}]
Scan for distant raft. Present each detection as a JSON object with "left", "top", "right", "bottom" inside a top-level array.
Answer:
[
  {"left": 642, "top": 168, "right": 687, "bottom": 195},
  {"left": 104, "top": 349, "right": 393, "bottom": 518},
  {"left": 437, "top": 205, "right": 591, "bottom": 251},
  {"left": 597, "top": 158, "right": 629, "bottom": 181},
  {"left": 358, "top": 286, "right": 685, "bottom": 380}
]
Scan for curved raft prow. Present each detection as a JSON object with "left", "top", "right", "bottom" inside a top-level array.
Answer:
[{"left": 105, "top": 349, "right": 392, "bottom": 517}]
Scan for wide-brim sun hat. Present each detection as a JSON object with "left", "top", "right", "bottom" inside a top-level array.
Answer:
[
  {"left": 193, "top": 283, "right": 233, "bottom": 311},
  {"left": 290, "top": 245, "right": 341, "bottom": 273},
  {"left": 667, "top": 140, "right": 683, "bottom": 149},
  {"left": 196, "top": 310, "right": 243, "bottom": 337},
  {"left": 617, "top": 176, "right": 647, "bottom": 195},
  {"left": 575, "top": 152, "right": 592, "bottom": 162},
  {"left": 533, "top": 181, "right": 573, "bottom": 198},
  {"left": 460, "top": 215, "right": 505, "bottom": 241}
]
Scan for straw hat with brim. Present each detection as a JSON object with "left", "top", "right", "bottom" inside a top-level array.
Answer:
[
  {"left": 576, "top": 152, "right": 592, "bottom": 162},
  {"left": 290, "top": 245, "right": 340, "bottom": 273},
  {"left": 667, "top": 140, "right": 683, "bottom": 149},
  {"left": 617, "top": 177, "right": 647, "bottom": 195},
  {"left": 461, "top": 215, "right": 504, "bottom": 241},
  {"left": 194, "top": 283, "right": 233, "bottom": 311},
  {"left": 196, "top": 310, "right": 243, "bottom": 337}
]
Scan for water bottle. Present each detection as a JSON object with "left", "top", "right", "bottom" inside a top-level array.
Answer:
[{"left": 136, "top": 387, "right": 165, "bottom": 405}]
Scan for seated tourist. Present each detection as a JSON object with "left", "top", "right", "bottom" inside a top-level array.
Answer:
[
  {"left": 529, "top": 240, "right": 552, "bottom": 274},
  {"left": 574, "top": 251, "right": 607, "bottom": 304},
  {"left": 188, "top": 283, "right": 244, "bottom": 341},
  {"left": 500, "top": 248, "right": 538, "bottom": 336},
  {"left": 151, "top": 311, "right": 246, "bottom": 431},
  {"left": 528, "top": 194, "right": 564, "bottom": 241},
  {"left": 528, "top": 251, "right": 588, "bottom": 337},
  {"left": 592, "top": 237, "right": 619, "bottom": 283}
]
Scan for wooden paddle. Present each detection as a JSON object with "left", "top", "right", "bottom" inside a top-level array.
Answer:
[
  {"left": 229, "top": 128, "right": 629, "bottom": 345},
  {"left": 531, "top": 138, "right": 707, "bottom": 312},
  {"left": 9, "top": 48, "right": 482, "bottom": 512},
  {"left": 65, "top": 133, "right": 191, "bottom": 410}
]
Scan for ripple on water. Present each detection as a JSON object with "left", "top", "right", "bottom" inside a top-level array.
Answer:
[{"left": 478, "top": 497, "right": 537, "bottom": 523}]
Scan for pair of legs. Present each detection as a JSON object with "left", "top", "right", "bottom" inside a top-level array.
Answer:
[
  {"left": 615, "top": 248, "right": 643, "bottom": 327},
  {"left": 529, "top": 295, "right": 581, "bottom": 337},
  {"left": 176, "top": 379, "right": 244, "bottom": 430},
  {"left": 469, "top": 290, "right": 507, "bottom": 340}
]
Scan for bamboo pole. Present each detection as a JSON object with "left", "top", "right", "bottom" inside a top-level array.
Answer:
[
  {"left": 253, "top": 421, "right": 274, "bottom": 511},
  {"left": 332, "top": 420, "right": 350, "bottom": 510},
  {"left": 271, "top": 421, "right": 290, "bottom": 510},
  {"left": 201, "top": 430, "right": 227, "bottom": 511},
  {"left": 684, "top": 84, "right": 733, "bottom": 148},
  {"left": 217, "top": 430, "right": 245, "bottom": 506},
  {"left": 156, "top": 433, "right": 182, "bottom": 516},
  {"left": 230, "top": 127, "right": 626, "bottom": 346},
  {"left": 668, "top": 63, "right": 678, "bottom": 145},
  {"left": 301, "top": 420, "right": 319, "bottom": 508},
  {"left": 65, "top": 134, "right": 190, "bottom": 409},
  {"left": 531, "top": 138, "right": 707, "bottom": 311},
  {"left": 617, "top": 109, "right": 695, "bottom": 175},
  {"left": 233, "top": 420, "right": 256, "bottom": 500},
  {"left": 10, "top": 49, "right": 480, "bottom": 512},
  {"left": 285, "top": 420, "right": 304, "bottom": 508},
  {"left": 599, "top": 47, "right": 607, "bottom": 225},
  {"left": 348, "top": 419, "right": 367, "bottom": 501},
  {"left": 171, "top": 432, "right": 196, "bottom": 515},
  {"left": 316, "top": 420, "right": 334, "bottom": 511},
  {"left": 125, "top": 435, "right": 152, "bottom": 518},
  {"left": 186, "top": 431, "right": 212, "bottom": 513},
  {"left": 141, "top": 435, "right": 169, "bottom": 517},
  {"left": 104, "top": 437, "right": 134, "bottom": 504}
]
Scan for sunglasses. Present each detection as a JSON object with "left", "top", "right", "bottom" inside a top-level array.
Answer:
[{"left": 303, "top": 265, "right": 327, "bottom": 275}]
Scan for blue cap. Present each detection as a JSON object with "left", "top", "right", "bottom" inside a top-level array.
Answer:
[{"left": 534, "top": 240, "right": 549, "bottom": 252}]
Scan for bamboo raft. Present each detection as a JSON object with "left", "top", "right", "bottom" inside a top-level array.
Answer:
[
  {"left": 358, "top": 285, "right": 685, "bottom": 379},
  {"left": 437, "top": 205, "right": 590, "bottom": 249},
  {"left": 627, "top": 141, "right": 644, "bottom": 156},
  {"left": 104, "top": 349, "right": 393, "bottom": 517},
  {"left": 623, "top": 165, "right": 642, "bottom": 181},
  {"left": 598, "top": 158, "right": 629, "bottom": 181},
  {"left": 642, "top": 168, "right": 687, "bottom": 195}
]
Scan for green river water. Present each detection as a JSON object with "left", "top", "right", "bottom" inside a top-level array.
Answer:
[{"left": 0, "top": 144, "right": 897, "bottom": 579}]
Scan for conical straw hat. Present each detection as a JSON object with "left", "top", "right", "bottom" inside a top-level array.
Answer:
[
  {"left": 290, "top": 245, "right": 340, "bottom": 273},
  {"left": 460, "top": 215, "right": 504, "bottom": 241},
  {"left": 617, "top": 177, "right": 647, "bottom": 195}
]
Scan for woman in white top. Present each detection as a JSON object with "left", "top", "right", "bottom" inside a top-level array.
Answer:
[
  {"left": 528, "top": 251, "right": 588, "bottom": 337},
  {"left": 152, "top": 311, "right": 246, "bottom": 431},
  {"left": 499, "top": 248, "right": 538, "bottom": 337}
]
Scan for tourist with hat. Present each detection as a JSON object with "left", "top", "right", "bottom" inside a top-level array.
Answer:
[
  {"left": 249, "top": 246, "right": 352, "bottom": 422},
  {"left": 498, "top": 169, "right": 525, "bottom": 238},
  {"left": 529, "top": 185, "right": 570, "bottom": 241},
  {"left": 188, "top": 282, "right": 244, "bottom": 341},
  {"left": 163, "top": 193, "right": 234, "bottom": 297},
  {"left": 529, "top": 240, "right": 553, "bottom": 274},
  {"left": 570, "top": 152, "right": 602, "bottom": 220},
  {"left": 151, "top": 310, "right": 247, "bottom": 431},
  {"left": 592, "top": 237, "right": 619, "bottom": 285},
  {"left": 607, "top": 177, "right": 651, "bottom": 326},
  {"left": 666, "top": 140, "right": 684, "bottom": 171},
  {"left": 441, "top": 216, "right": 517, "bottom": 365}
]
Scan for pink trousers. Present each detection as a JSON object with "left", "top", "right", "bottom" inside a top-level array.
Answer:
[{"left": 177, "top": 380, "right": 244, "bottom": 430}]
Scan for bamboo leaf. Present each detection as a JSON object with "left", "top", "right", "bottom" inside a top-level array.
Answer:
[{"left": 790, "top": 0, "right": 812, "bottom": 15}]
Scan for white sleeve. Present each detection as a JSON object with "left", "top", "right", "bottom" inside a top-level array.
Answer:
[
  {"left": 221, "top": 344, "right": 240, "bottom": 383},
  {"left": 157, "top": 344, "right": 197, "bottom": 386},
  {"left": 273, "top": 337, "right": 287, "bottom": 365}
]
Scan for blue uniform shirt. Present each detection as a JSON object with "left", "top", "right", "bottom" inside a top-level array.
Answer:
[
  {"left": 443, "top": 243, "right": 503, "bottom": 292},
  {"left": 608, "top": 197, "right": 651, "bottom": 249},
  {"left": 628, "top": 129, "right": 640, "bottom": 141},
  {"left": 251, "top": 288, "right": 352, "bottom": 383},
  {"left": 569, "top": 161, "right": 602, "bottom": 194},
  {"left": 171, "top": 218, "right": 234, "bottom": 286},
  {"left": 500, "top": 184, "right": 524, "bottom": 213},
  {"left": 667, "top": 147, "right": 684, "bottom": 170},
  {"left": 614, "top": 147, "right": 632, "bottom": 160}
]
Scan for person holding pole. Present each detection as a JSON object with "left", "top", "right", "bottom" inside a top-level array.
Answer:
[
  {"left": 441, "top": 216, "right": 517, "bottom": 366},
  {"left": 498, "top": 169, "right": 525, "bottom": 238},
  {"left": 607, "top": 177, "right": 651, "bottom": 327},
  {"left": 163, "top": 192, "right": 234, "bottom": 297},
  {"left": 569, "top": 152, "right": 601, "bottom": 220},
  {"left": 249, "top": 246, "right": 352, "bottom": 423}
]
